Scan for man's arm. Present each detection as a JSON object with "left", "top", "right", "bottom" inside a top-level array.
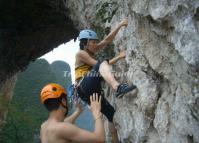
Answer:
[
  {"left": 109, "top": 51, "right": 125, "bottom": 65},
  {"left": 64, "top": 101, "right": 82, "bottom": 124},
  {"left": 57, "top": 93, "right": 105, "bottom": 143},
  {"left": 97, "top": 18, "right": 128, "bottom": 49}
]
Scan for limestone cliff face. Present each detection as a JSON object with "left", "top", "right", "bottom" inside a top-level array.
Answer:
[
  {"left": 0, "top": 0, "right": 78, "bottom": 128},
  {"left": 66, "top": 0, "right": 199, "bottom": 142},
  {"left": 0, "top": 0, "right": 78, "bottom": 85},
  {"left": 0, "top": 75, "right": 17, "bottom": 130},
  {"left": 0, "top": 1, "right": 79, "bottom": 136}
]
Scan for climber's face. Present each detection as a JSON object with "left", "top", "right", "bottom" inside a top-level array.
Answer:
[{"left": 87, "top": 39, "right": 98, "bottom": 53}]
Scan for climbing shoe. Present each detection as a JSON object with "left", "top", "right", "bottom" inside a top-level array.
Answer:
[{"left": 115, "top": 83, "right": 137, "bottom": 98}]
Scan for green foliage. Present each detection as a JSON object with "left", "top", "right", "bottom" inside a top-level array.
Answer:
[
  {"left": 0, "top": 59, "right": 72, "bottom": 143},
  {"left": 96, "top": 1, "right": 118, "bottom": 23},
  {"left": 92, "top": 26, "right": 115, "bottom": 61},
  {"left": 1, "top": 106, "right": 42, "bottom": 143},
  {"left": 50, "top": 60, "right": 72, "bottom": 89},
  {"left": 95, "top": 43, "right": 115, "bottom": 62},
  {"left": 0, "top": 95, "right": 9, "bottom": 112}
]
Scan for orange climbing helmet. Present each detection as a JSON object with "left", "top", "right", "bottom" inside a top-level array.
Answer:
[{"left": 40, "top": 83, "right": 67, "bottom": 104}]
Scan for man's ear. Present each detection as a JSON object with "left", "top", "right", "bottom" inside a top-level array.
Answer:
[{"left": 61, "top": 98, "right": 66, "bottom": 106}]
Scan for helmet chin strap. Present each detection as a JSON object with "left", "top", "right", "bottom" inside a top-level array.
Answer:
[{"left": 60, "top": 101, "right": 68, "bottom": 116}]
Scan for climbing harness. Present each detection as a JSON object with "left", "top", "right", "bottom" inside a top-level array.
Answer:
[{"left": 68, "top": 77, "right": 84, "bottom": 104}]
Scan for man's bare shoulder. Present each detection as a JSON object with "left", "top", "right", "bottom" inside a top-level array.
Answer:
[
  {"left": 55, "top": 122, "right": 83, "bottom": 143},
  {"left": 40, "top": 121, "right": 48, "bottom": 132},
  {"left": 40, "top": 121, "right": 74, "bottom": 143},
  {"left": 76, "top": 50, "right": 88, "bottom": 57},
  {"left": 55, "top": 121, "right": 78, "bottom": 132}
]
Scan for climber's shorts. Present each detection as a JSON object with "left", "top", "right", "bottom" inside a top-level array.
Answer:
[{"left": 77, "top": 61, "right": 115, "bottom": 122}]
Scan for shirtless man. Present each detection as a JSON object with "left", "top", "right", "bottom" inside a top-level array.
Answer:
[{"left": 40, "top": 83, "right": 105, "bottom": 143}]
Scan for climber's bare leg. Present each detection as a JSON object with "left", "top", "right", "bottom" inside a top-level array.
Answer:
[
  {"left": 108, "top": 122, "right": 120, "bottom": 143},
  {"left": 99, "top": 61, "right": 119, "bottom": 91}
]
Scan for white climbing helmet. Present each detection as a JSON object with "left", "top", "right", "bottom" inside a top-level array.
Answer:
[{"left": 78, "top": 29, "right": 98, "bottom": 40}]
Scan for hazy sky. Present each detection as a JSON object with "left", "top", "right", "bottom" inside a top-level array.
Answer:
[{"left": 40, "top": 39, "right": 79, "bottom": 83}]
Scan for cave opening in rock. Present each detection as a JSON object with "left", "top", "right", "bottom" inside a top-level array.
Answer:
[{"left": 40, "top": 39, "right": 79, "bottom": 83}]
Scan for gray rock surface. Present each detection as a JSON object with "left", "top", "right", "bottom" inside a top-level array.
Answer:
[{"left": 66, "top": 0, "right": 199, "bottom": 142}]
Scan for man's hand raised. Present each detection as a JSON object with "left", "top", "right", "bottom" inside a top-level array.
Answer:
[{"left": 89, "top": 93, "right": 102, "bottom": 120}]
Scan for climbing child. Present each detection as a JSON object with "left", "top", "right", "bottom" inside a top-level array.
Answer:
[{"left": 75, "top": 18, "right": 137, "bottom": 143}]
